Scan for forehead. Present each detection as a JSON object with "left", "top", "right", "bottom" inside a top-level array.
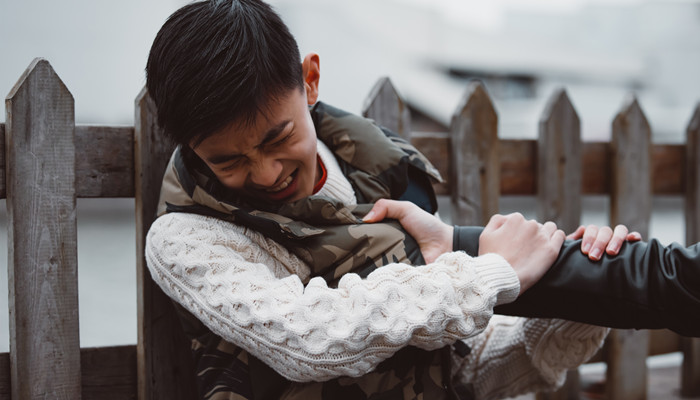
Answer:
[{"left": 194, "top": 89, "right": 305, "bottom": 151}]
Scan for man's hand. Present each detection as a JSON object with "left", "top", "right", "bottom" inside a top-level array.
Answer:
[
  {"left": 363, "top": 199, "right": 453, "bottom": 264},
  {"left": 566, "top": 224, "right": 642, "bottom": 261},
  {"left": 479, "top": 213, "right": 566, "bottom": 295}
]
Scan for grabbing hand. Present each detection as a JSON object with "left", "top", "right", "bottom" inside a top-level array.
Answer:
[
  {"left": 363, "top": 199, "right": 453, "bottom": 264},
  {"left": 479, "top": 213, "right": 566, "bottom": 295},
  {"left": 566, "top": 224, "right": 642, "bottom": 261}
]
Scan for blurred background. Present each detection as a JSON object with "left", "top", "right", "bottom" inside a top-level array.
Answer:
[{"left": 0, "top": 0, "right": 698, "bottom": 374}]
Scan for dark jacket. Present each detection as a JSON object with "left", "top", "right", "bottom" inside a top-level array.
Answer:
[{"left": 453, "top": 226, "right": 700, "bottom": 337}]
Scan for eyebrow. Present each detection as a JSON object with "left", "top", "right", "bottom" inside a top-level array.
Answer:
[{"left": 206, "top": 120, "right": 291, "bottom": 165}]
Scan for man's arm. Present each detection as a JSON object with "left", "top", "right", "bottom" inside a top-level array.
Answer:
[
  {"left": 454, "top": 226, "right": 700, "bottom": 337},
  {"left": 146, "top": 211, "right": 520, "bottom": 382}
]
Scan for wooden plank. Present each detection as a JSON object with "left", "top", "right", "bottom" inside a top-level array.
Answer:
[
  {"left": 1, "top": 123, "right": 134, "bottom": 199},
  {"left": 81, "top": 346, "right": 137, "bottom": 400},
  {"left": 2, "top": 346, "right": 137, "bottom": 400},
  {"left": 0, "top": 123, "right": 5, "bottom": 199},
  {"left": 0, "top": 124, "right": 689, "bottom": 199},
  {"left": 449, "top": 81, "right": 499, "bottom": 225},
  {"left": 501, "top": 139, "right": 537, "bottom": 196},
  {"left": 683, "top": 102, "right": 700, "bottom": 397},
  {"left": 135, "top": 87, "right": 196, "bottom": 400},
  {"left": 75, "top": 125, "right": 135, "bottom": 198},
  {"left": 0, "top": 353, "right": 8, "bottom": 399},
  {"left": 412, "top": 131, "right": 450, "bottom": 194},
  {"left": 607, "top": 96, "right": 652, "bottom": 400},
  {"left": 406, "top": 133, "right": 684, "bottom": 196},
  {"left": 537, "top": 88, "right": 582, "bottom": 232},
  {"left": 362, "top": 76, "right": 412, "bottom": 139},
  {"left": 535, "top": 89, "right": 582, "bottom": 400},
  {"left": 5, "top": 58, "right": 82, "bottom": 399}
]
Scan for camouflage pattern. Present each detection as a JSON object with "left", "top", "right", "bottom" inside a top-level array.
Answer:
[{"left": 158, "top": 102, "right": 464, "bottom": 399}]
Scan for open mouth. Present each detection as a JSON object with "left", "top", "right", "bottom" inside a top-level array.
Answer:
[{"left": 264, "top": 170, "right": 299, "bottom": 201}]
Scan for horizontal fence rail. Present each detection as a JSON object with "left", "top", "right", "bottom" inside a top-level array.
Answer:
[
  {"left": 1, "top": 60, "right": 699, "bottom": 400},
  {"left": 0, "top": 124, "right": 689, "bottom": 199}
]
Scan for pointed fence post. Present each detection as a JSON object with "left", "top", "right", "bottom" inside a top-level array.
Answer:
[
  {"left": 537, "top": 89, "right": 582, "bottom": 233},
  {"left": 0, "top": 123, "right": 5, "bottom": 198},
  {"left": 135, "top": 88, "right": 196, "bottom": 400},
  {"left": 607, "top": 96, "right": 652, "bottom": 400},
  {"left": 450, "top": 81, "right": 499, "bottom": 226},
  {"left": 683, "top": 103, "right": 700, "bottom": 397},
  {"left": 362, "top": 77, "right": 412, "bottom": 139},
  {"left": 5, "top": 58, "right": 81, "bottom": 399},
  {"left": 535, "top": 89, "right": 582, "bottom": 400}
]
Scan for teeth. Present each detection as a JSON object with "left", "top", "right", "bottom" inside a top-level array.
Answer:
[{"left": 266, "top": 175, "right": 293, "bottom": 192}]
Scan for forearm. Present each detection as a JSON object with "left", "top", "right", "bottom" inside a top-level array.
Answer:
[
  {"left": 146, "top": 213, "right": 520, "bottom": 382},
  {"left": 453, "top": 226, "right": 700, "bottom": 336}
]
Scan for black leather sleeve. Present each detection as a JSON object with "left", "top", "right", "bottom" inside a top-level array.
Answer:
[{"left": 452, "top": 226, "right": 700, "bottom": 337}]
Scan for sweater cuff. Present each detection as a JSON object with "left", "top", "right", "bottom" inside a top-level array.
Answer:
[
  {"left": 442, "top": 251, "right": 519, "bottom": 306},
  {"left": 453, "top": 226, "right": 484, "bottom": 256}
]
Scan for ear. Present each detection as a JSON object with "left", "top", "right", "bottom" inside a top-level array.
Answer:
[{"left": 302, "top": 53, "right": 320, "bottom": 105}]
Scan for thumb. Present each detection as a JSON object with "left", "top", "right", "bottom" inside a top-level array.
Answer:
[
  {"left": 362, "top": 199, "right": 390, "bottom": 223},
  {"left": 363, "top": 199, "right": 407, "bottom": 223}
]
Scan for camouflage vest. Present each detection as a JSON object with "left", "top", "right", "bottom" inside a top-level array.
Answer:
[{"left": 157, "top": 102, "right": 471, "bottom": 400}]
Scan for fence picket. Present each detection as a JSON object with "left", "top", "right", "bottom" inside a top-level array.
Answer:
[
  {"left": 450, "top": 81, "right": 499, "bottom": 225},
  {"left": 535, "top": 89, "right": 583, "bottom": 400},
  {"left": 683, "top": 103, "right": 700, "bottom": 397},
  {"left": 5, "top": 58, "right": 81, "bottom": 399},
  {"left": 362, "top": 77, "right": 412, "bottom": 139},
  {"left": 135, "top": 88, "right": 196, "bottom": 400},
  {"left": 0, "top": 123, "right": 4, "bottom": 198},
  {"left": 537, "top": 88, "right": 582, "bottom": 233},
  {"left": 607, "top": 96, "right": 652, "bottom": 400}
]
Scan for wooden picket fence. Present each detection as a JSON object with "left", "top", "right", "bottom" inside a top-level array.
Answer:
[{"left": 0, "top": 58, "right": 698, "bottom": 399}]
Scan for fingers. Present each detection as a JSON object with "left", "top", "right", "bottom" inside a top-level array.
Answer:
[
  {"left": 605, "top": 224, "right": 629, "bottom": 255},
  {"left": 627, "top": 231, "right": 642, "bottom": 242},
  {"left": 566, "top": 225, "right": 585, "bottom": 240},
  {"left": 588, "top": 225, "right": 613, "bottom": 261}
]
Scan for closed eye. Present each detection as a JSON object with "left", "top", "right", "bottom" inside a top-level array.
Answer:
[
  {"left": 220, "top": 157, "right": 246, "bottom": 171},
  {"left": 266, "top": 132, "right": 293, "bottom": 149}
]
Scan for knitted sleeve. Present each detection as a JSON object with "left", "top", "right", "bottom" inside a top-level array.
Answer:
[
  {"left": 145, "top": 212, "right": 520, "bottom": 382},
  {"left": 451, "top": 315, "right": 610, "bottom": 400}
]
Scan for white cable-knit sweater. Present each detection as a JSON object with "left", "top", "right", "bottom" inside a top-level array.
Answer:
[{"left": 145, "top": 141, "right": 608, "bottom": 399}]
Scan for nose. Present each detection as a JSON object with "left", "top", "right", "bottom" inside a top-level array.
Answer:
[{"left": 248, "top": 155, "right": 283, "bottom": 188}]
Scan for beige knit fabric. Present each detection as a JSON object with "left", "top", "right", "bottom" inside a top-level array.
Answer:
[{"left": 146, "top": 212, "right": 520, "bottom": 382}]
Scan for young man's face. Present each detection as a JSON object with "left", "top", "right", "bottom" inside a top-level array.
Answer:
[{"left": 191, "top": 87, "right": 320, "bottom": 203}]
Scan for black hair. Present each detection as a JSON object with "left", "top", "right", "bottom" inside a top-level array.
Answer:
[{"left": 146, "top": 0, "right": 303, "bottom": 146}]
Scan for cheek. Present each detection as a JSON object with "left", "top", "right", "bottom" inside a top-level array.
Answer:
[{"left": 215, "top": 171, "right": 246, "bottom": 190}]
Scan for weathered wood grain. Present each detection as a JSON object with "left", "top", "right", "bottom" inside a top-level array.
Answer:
[
  {"left": 75, "top": 125, "right": 134, "bottom": 197},
  {"left": 1, "top": 123, "right": 134, "bottom": 199},
  {"left": 0, "top": 123, "right": 5, "bottom": 199},
  {"left": 683, "top": 103, "right": 700, "bottom": 397},
  {"left": 362, "top": 77, "right": 412, "bottom": 139},
  {"left": 81, "top": 346, "right": 137, "bottom": 400},
  {"left": 607, "top": 96, "right": 652, "bottom": 400},
  {"left": 0, "top": 353, "right": 8, "bottom": 399},
  {"left": 450, "top": 81, "right": 499, "bottom": 225},
  {"left": 1, "top": 346, "right": 137, "bottom": 400},
  {"left": 534, "top": 89, "right": 583, "bottom": 400},
  {"left": 537, "top": 88, "right": 581, "bottom": 233},
  {"left": 5, "top": 58, "right": 82, "bottom": 400},
  {"left": 0, "top": 124, "right": 690, "bottom": 199},
  {"left": 134, "top": 87, "right": 196, "bottom": 400}
]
